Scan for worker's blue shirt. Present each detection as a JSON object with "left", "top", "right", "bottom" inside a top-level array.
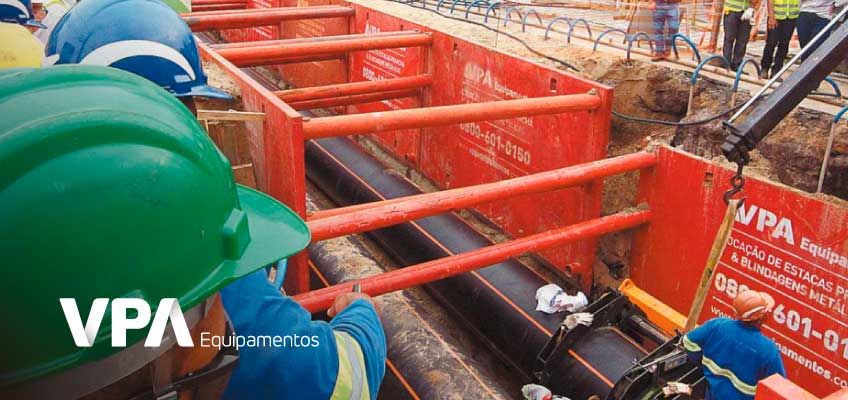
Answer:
[
  {"left": 683, "top": 317, "right": 786, "bottom": 400},
  {"left": 219, "top": 270, "right": 386, "bottom": 400}
]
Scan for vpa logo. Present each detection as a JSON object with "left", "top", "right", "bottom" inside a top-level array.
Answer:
[{"left": 59, "top": 298, "right": 194, "bottom": 348}]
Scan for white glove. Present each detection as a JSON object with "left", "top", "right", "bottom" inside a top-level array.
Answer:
[
  {"left": 741, "top": 7, "right": 754, "bottom": 22},
  {"left": 563, "top": 312, "right": 593, "bottom": 330},
  {"left": 662, "top": 382, "right": 692, "bottom": 397}
]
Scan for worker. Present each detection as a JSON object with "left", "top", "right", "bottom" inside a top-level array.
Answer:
[
  {"left": 0, "top": 0, "right": 45, "bottom": 28},
  {"left": 0, "top": 65, "right": 386, "bottom": 399},
  {"left": 722, "top": 0, "right": 762, "bottom": 71},
  {"left": 648, "top": 0, "right": 681, "bottom": 62},
  {"left": 760, "top": 0, "right": 800, "bottom": 79},
  {"left": 679, "top": 290, "right": 786, "bottom": 400},
  {"left": 44, "top": 0, "right": 232, "bottom": 113},
  {"left": 797, "top": 0, "right": 848, "bottom": 60},
  {"left": 32, "top": 0, "right": 70, "bottom": 44},
  {"left": 0, "top": 22, "right": 43, "bottom": 69}
]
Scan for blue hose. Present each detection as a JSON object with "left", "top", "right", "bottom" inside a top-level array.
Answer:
[
  {"left": 626, "top": 31, "right": 653, "bottom": 61},
  {"left": 822, "top": 76, "right": 843, "bottom": 99},
  {"left": 449, "top": 0, "right": 467, "bottom": 14},
  {"left": 691, "top": 55, "right": 730, "bottom": 85},
  {"left": 834, "top": 104, "right": 848, "bottom": 123},
  {"left": 521, "top": 8, "right": 542, "bottom": 32},
  {"left": 544, "top": 16, "right": 573, "bottom": 40},
  {"left": 483, "top": 0, "right": 501, "bottom": 22},
  {"left": 502, "top": 6, "right": 522, "bottom": 26},
  {"left": 464, "top": 0, "right": 489, "bottom": 18},
  {"left": 671, "top": 33, "right": 701, "bottom": 62},
  {"left": 272, "top": 259, "right": 288, "bottom": 291},
  {"left": 567, "top": 18, "right": 592, "bottom": 43},
  {"left": 731, "top": 59, "right": 762, "bottom": 92},
  {"left": 593, "top": 28, "right": 628, "bottom": 52}
]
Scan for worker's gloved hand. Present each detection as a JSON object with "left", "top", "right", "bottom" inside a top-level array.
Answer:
[
  {"left": 662, "top": 382, "right": 692, "bottom": 397},
  {"left": 741, "top": 7, "right": 755, "bottom": 22},
  {"left": 328, "top": 292, "right": 382, "bottom": 319},
  {"left": 563, "top": 312, "right": 593, "bottom": 330}
]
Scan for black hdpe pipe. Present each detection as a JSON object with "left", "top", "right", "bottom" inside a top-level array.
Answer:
[
  {"left": 308, "top": 234, "right": 513, "bottom": 399},
  {"left": 305, "top": 137, "right": 649, "bottom": 399}
]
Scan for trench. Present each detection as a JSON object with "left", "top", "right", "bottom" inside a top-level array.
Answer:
[{"left": 195, "top": 2, "right": 848, "bottom": 396}]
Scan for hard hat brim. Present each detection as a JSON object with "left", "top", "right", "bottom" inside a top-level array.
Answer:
[
  {"left": 178, "top": 84, "right": 233, "bottom": 100},
  {"left": 230, "top": 184, "right": 310, "bottom": 278},
  {"left": 24, "top": 20, "right": 47, "bottom": 29},
  {"left": 759, "top": 291, "right": 775, "bottom": 311}
]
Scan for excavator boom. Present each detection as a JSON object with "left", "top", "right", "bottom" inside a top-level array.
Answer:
[{"left": 723, "top": 9, "right": 848, "bottom": 164}]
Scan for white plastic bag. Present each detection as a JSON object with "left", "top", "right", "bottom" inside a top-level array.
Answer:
[{"left": 535, "top": 284, "right": 588, "bottom": 314}]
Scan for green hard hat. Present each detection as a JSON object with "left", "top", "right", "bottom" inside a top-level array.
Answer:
[{"left": 0, "top": 66, "right": 310, "bottom": 386}]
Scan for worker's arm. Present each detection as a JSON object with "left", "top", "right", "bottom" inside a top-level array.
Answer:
[
  {"left": 219, "top": 270, "right": 387, "bottom": 400},
  {"left": 760, "top": 347, "right": 787, "bottom": 379},
  {"left": 767, "top": 0, "right": 776, "bottom": 27},
  {"left": 682, "top": 319, "right": 718, "bottom": 364},
  {"left": 328, "top": 297, "right": 386, "bottom": 398}
]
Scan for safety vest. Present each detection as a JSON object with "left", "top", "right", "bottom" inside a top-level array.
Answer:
[
  {"left": 683, "top": 336, "right": 758, "bottom": 396},
  {"left": 330, "top": 331, "right": 371, "bottom": 400},
  {"left": 724, "top": 0, "right": 750, "bottom": 13},
  {"left": 773, "top": 0, "right": 800, "bottom": 20}
]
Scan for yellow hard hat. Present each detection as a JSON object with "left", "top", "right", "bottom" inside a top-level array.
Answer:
[{"left": 0, "top": 23, "right": 43, "bottom": 69}]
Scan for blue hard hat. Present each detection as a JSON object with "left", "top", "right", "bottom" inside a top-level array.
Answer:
[
  {"left": 44, "top": 0, "right": 231, "bottom": 99},
  {"left": 0, "top": 0, "right": 47, "bottom": 28}
]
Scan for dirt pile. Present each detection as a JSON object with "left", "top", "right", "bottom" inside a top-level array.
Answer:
[{"left": 355, "top": 0, "right": 846, "bottom": 199}]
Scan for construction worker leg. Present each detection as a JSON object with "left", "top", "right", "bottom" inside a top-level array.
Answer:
[
  {"left": 666, "top": 4, "right": 680, "bottom": 55},
  {"left": 771, "top": 19, "right": 796, "bottom": 74},
  {"left": 732, "top": 19, "right": 752, "bottom": 70},
  {"left": 797, "top": 11, "right": 813, "bottom": 49},
  {"left": 805, "top": 14, "right": 831, "bottom": 57},
  {"left": 761, "top": 27, "right": 779, "bottom": 75},
  {"left": 723, "top": 12, "right": 740, "bottom": 67},
  {"left": 653, "top": 5, "right": 668, "bottom": 55},
  {"left": 797, "top": 11, "right": 826, "bottom": 60}
]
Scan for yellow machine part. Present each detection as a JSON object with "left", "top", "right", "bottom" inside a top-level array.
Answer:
[{"left": 619, "top": 279, "right": 686, "bottom": 336}]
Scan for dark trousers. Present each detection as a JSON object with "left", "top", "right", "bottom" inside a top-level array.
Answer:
[
  {"left": 797, "top": 11, "right": 830, "bottom": 60},
  {"left": 652, "top": 2, "right": 681, "bottom": 54},
  {"left": 761, "top": 18, "right": 797, "bottom": 77},
  {"left": 723, "top": 11, "right": 752, "bottom": 71}
]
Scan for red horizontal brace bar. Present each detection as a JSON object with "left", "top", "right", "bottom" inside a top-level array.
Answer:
[
  {"left": 192, "top": 0, "right": 245, "bottom": 6},
  {"left": 183, "top": 4, "right": 342, "bottom": 16},
  {"left": 183, "top": 6, "right": 354, "bottom": 31},
  {"left": 181, "top": 6, "right": 260, "bottom": 15},
  {"left": 191, "top": 4, "right": 245, "bottom": 11},
  {"left": 302, "top": 93, "right": 601, "bottom": 139},
  {"left": 288, "top": 89, "right": 420, "bottom": 111},
  {"left": 217, "top": 33, "right": 433, "bottom": 67},
  {"left": 211, "top": 30, "right": 422, "bottom": 50},
  {"left": 294, "top": 210, "right": 652, "bottom": 312},
  {"left": 307, "top": 152, "right": 656, "bottom": 240},
  {"left": 277, "top": 75, "right": 432, "bottom": 103},
  {"left": 269, "top": 53, "right": 345, "bottom": 65}
]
